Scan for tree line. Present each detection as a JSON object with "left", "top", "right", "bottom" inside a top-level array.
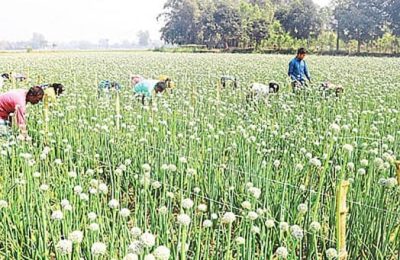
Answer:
[{"left": 158, "top": 0, "right": 400, "bottom": 54}]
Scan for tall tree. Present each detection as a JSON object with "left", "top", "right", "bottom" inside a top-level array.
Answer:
[
  {"left": 334, "top": 0, "right": 386, "bottom": 53},
  {"left": 213, "top": 2, "right": 242, "bottom": 49},
  {"left": 385, "top": 0, "right": 400, "bottom": 36},
  {"left": 274, "top": 0, "right": 322, "bottom": 40},
  {"left": 158, "top": 0, "right": 201, "bottom": 45}
]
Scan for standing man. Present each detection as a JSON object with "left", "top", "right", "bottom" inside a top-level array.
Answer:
[
  {"left": 288, "top": 48, "right": 311, "bottom": 91},
  {"left": 0, "top": 87, "right": 44, "bottom": 139}
]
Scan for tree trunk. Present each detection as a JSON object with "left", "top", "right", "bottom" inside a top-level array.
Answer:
[
  {"left": 357, "top": 40, "right": 361, "bottom": 53},
  {"left": 336, "top": 28, "right": 340, "bottom": 52}
]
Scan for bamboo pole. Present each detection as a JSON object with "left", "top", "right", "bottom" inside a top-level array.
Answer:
[
  {"left": 395, "top": 161, "right": 400, "bottom": 186},
  {"left": 336, "top": 180, "right": 350, "bottom": 260},
  {"left": 116, "top": 91, "right": 120, "bottom": 131}
]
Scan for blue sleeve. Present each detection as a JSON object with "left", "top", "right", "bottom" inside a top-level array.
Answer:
[
  {"left": 288, "top": 60, "right": 296, "bottom": 80},
  {"left": 304, "top": 62, "right": 311, "bottom": 81}
]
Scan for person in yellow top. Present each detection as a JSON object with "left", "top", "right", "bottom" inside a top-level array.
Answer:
[
  {"left": 158, "top": 75, "right": 175, "bottom": 91},
  {"left": 39, "top": 83, "right": 65, "bottom": 106}
]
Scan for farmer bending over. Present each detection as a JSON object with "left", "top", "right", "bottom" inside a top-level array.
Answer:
[
  {"left": 133, "top": 78, "right": 168, "bottom": 105},
  {"left": 39, "top": 83, "right": 65, "bottom": 106},
  {"left": 0, "top": 87, "right": 44, "bottom": 139}
]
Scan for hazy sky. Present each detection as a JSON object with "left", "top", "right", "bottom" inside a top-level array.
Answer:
[{"left": 0, "top": 0, "right": 331, "bottom": 43}]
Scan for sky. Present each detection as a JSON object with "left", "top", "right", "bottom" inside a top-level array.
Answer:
[{"left": 0, "top": 0, "right": 331, "bottom": 43}]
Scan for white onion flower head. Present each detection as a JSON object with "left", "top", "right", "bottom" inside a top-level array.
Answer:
[
  {"left": 98, "top": 183, "right": 108, "bottom": 194},
  {"left": 297, "top": 203, "right": 308, "bottom": 214},
  {"left": 68, "top": 230, "right": 84, "bottom": 244},
  {"left": 123, "top": 253, "right": 139, "bottom": 260},
  {"left": 140, "top": 232, "right": 156, "bottom": 248},
  {"left": 251, "top": 226, "right": 260, "bottom": 234},
  {"left": 275, "top": 246, "right": 288, "bottom": 259},
  {"left": 235, "top": 237, "right": 245, "bottom": 245},
  {"left": 279, "top": 222, "right": 289, "bottom": 232},
  {"left": 343, "top": 144, "right": 354, "bottom": 153},
  {"left": 203, "top": 219, "right": 213, "bottom": 228},
  {"left": 130, "top": 227, "right": 142, "bottom": 238},
  {"left": 310, "top": 221, "right": 321, "bottom": 232},
  {"left": 89, "top": 223, "right": 100, "bottom": 232},
  {"left": 290, "top": 225, "right": 304, "bottom": 240},
  {"left": 221, "top": 212, "right": 236, "bottom": 224},
  {"left": 40, "top": 184, "right": 49, "bottom": 191},
  {"left": 248, "top": 187, "right": 261, "bottom": 199},
  {"left": 241, "top": 201, "right": 251, "bottom": 210},
  {"left": 153, "top": 245, "right": 170, "bottom": 260},
  {"left": 177, "top": 213, "right": 191, "bottom": 226},
  {"left": 158, "top": 206, "right": 168, "bottom": 214},
  {"left": 56, "top": 239, "right": 73, "bottom": 254},
  {"left": 74, "top": 185, "right": 83, "bottom": 194},
  {"left": 0, "top": 200, "right": 9, "bottom": 209},
  {"left": 108, "top": 199, "right": 120, "bottom": 209},
  {"left": 265, "top": 219, "right": 275, "bottom": 228},
  {"left": 182, "top": 198, "right": 194, "bottom": 209},
  {"left": 88, "top": 212, "right": 97, "bottom": 221},
  {"left": 197, "top": 204, "right": 207, "bottom": 212},
  {"left": 79, "top": 193, "right": 89, "bottom": 201},
  {"left": 330, "top": 123, "right": 341, "bottom": 133},
  {"left": 120, "top": 208, "right": 131, "bottom": 218},
  {"left": 51, "top": 210, "right": 63, "bottom": 220},
  {"left": 247, "top": 211, "right": 258, "bottom": 220},
  {"left": 128, "top": 240, "right": 143, "bottom": 254},
  {"left": 211, "top": 213, "right": 218, "bottom": 220},
  {"left": 144, "top": 254, "right": 156, "bottom": 260},
  {"left": 61, "top": 199, "right": 70, "bottom": 208},
  {"left": 326, "top": 248, "right": 338, "bottom": 259},
  {"left": 91, "top": 242, "right": 107, "bottom": 256}
]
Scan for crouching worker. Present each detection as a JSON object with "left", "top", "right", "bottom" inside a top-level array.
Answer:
[
  {"left": 98, "top": 80, "right": 122, "bottom": 98},
  {"left": 247, "top": 82, "right": 280, "bottom": 103},
  {"left": 320, "top": 82, "right": 343, "bottom": 97},
  {"left": 39, "top": 83, "right": 65, "bottom": 106},
  {"left": 133, "top": 78, "right": 168, "bottom": 105},
  {"left": 0, "top": 87, "right": 44, "bottom": 139},
  {"left": 158, "top": 75, "right": 175, "bottom": 92},
  {"left": 220, "top": 76, "right": 238, "bottom": 89}
]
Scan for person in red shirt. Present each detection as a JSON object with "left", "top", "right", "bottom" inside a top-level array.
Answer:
[{"left": 0, "top": 86, "right": 44, "bottom": 139}]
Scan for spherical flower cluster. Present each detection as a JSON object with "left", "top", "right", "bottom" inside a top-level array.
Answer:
[
  {"left": 108, "top": 199, "right": 120, "bottom": 209},
  {"left": 235, "top": 237, "right": 245, "bottom": 245},
  {"left": 68, "top": 230, "right": 84, "bottom": 244},
  {"left": 56, "top": 239, "right": 73, "bottom": 254},
  {"left": 241, "top": 201, "right": 251, "bottom": 210},
  {"left": 120, "top": 208, "right": 131, "bottom": 218},
  {"left": 153, "top": 246, "right": 170, "bottom": 260},
  {"left": 275, "top": 246, "right": 288, "bottom": 258},
  {"left": 91, "top": 242, "right": 107, "bottom": 255},
  {"left": 182, "top": 198, "right": 194, "bottom": 209},
  {"left": 290, "top": 225, "right": 304, "bottom": 240},
  {"left": 130, "top": 227, "right": 142, "bottom": 237},
  {"left": 177, "top": 213, "right": 191, "bottom": 226},
  {"left": 140, "top": 232, "right": 156, "bottom": 248},
  {"left": 203, "top": 219, "right": 213, "bottom": 228},
  {"left": 248, "top": 187, "right": 261, "bottom": 199},
  {"left": 221, "top": 212, "right": 236, "bottom": 224},
  {"left": 0, "top": 200, "right": 8, "bottom": 209},
  {"left": 51, "top": 210, "right": 63, "bottom": 220},
  {"left": 326, "top": 248, "right": 338, "bottom": 259},
  {"left": 309, "top": 221, "right": 321, "bottom": 232},
  {"left": 265, "top": 219, "right": 275, "bottom": 228},
  {"left": 343, "top": 144, "right": 354, "bottom": 153},
  {"left": 247, "top": 211, "right": 258, "bottom": 220},
  {"left": 297, "top": 203, "right": 308, "bottom": 214},
  {"left": 197, "top": 204, "right": 207, "bottom": 212}
]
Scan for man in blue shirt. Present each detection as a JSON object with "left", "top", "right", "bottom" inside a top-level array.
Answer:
[{"left": 288, "top": 48, "right": 311, "bottom": 91}]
